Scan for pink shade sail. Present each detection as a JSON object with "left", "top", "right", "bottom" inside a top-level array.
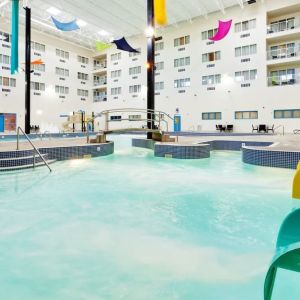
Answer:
[{"left": 209, "top": 20, "right": 232, "bottom": 41}]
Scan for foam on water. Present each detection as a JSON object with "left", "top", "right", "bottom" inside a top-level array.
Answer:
[{"left": 0, "top": 135, "right": 297, "bottom": 299}]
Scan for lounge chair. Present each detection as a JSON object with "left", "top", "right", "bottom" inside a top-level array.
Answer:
[
  {"left": 267, "top": 125, "right": 274, "bottom": 134},
  {"left": 252, "top": 125, "right": 258, "bottom": 133},
  {"left": 258, "top": 124, "right": 267, "bottom": 133}
]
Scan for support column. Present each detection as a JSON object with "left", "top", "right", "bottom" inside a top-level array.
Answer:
[
  {"left": 24, "top": 7, "right": 31, "bottom": 134},
  {"left": 147, "top": 0, "right": 155, "bottom": 139}
]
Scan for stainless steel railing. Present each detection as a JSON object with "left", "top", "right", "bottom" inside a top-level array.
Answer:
[
  {"left": 85, "top": 108, "right": 174, "bottom": 143},
  {"left": 16, "top": 127, "right": 52, "bottom": 172},
  {"left": 274, "top": 125, "right": 285, "bottom": 136}
]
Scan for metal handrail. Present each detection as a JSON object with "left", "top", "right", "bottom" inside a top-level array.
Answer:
[
  {"left": 267, "top": 74, "right": 299, "bottom": 86},
  {"left": 267, "top": 48, "right": 300, "bottom": 60},
  {"left": 16, "top": 127, "right": 52, "bottom": 172},
  {"left": 85, "top": 108, "right": 174, "bottom": 143},
  {"left": 274, "top": 125, "right": 285, "bottom": 136}
]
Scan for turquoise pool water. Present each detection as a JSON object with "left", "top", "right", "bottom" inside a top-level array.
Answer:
[{"left": 0, "top": 135, "right": 298, "bottom": 300}]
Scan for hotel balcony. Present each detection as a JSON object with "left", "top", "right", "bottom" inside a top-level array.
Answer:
[
  {"left": 92, "top": 61, "right": 107, "bottom": 75},
  {"left": 267, "top": 73, "right": 300, "bottom": 87},
  {"left": 93, "top": 78, "right": 107, "bottom": 89},
  {"left": 266, "top": 4, "right": 300, "bottom": 42},
  {"left": 93, "top": 95, "right": 107, "bottom": 102},
  {"left": 267, "top": 18, "right": 300, "bottom": 35},
  {"left": 267, "top": 47, "right": 300, "bottom": 66}
]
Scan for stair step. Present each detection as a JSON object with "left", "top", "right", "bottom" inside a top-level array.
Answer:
[
  {"left": 0, "top": 154, "right": 49, "bottom": 168},
  {"left": 0, "top": 153, "right": 47, "bottom": 161},
  {"left": 0, "top": 160, "right": 56, "bottom": 172},
  {"left": 0, "top": 149, "right": 39, "bottom": 159}
]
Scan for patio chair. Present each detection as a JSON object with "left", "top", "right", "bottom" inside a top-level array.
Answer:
[
  {"left": 226, "top": 125, "right": 233, "bottom": 132},
  {"left": 252, "top": 125, "right": 258, "bottom": 133},
  {"left": 216, "top": 125, "right": 225, "bottom": 132},
  {"left": 259, "top": 124, "right": 267, "bottom": 133}
]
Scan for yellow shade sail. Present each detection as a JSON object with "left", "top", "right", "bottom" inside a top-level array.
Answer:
[{"left": 154, "top": 0, "right": 167, "bottom": 26}]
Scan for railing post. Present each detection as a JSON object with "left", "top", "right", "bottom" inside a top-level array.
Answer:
[
  {"left": 33, "top": 150, "right": 36, "bottom": 168},
  {"left": 17, "top": 127, "right": 20, "bottom": 150}
]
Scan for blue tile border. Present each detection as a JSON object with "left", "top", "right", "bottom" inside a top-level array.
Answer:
[
  {"left": 154, "top": 143, "right": 210, "bottom": 159},
  {"left": 38, "top": 142, "right": 114, "bottom": 161},
  {"left": 242, "top": 147, "right": 300, "bottom": 169},
  {"left": 0, "top": 142, "right": 114, "bottom": 171},
  {"left": 132, "top": 138, "right": 156, "bottom": 150}
]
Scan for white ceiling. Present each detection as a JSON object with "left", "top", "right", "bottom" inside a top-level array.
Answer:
[{"left": 0, "top": 0, "right": 247, "bottom": 50}]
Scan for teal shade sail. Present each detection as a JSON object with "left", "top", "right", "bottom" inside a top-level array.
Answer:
[{"left": 11, "top": 0, "right": 19, "bottom": 74}]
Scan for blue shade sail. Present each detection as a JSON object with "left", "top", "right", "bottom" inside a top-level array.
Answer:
[
  {"left": 51, "top": 17, "right": 80, "bottom": 31},
  {"left": 112, "top": 37, "right": 139, "bottom": 53},
  {"left": 11, "top": 0, "right": 19, "bottom": 74}
]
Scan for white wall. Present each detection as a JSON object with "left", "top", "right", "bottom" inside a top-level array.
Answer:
[
  {"left": 0, "top": 17, "right": 93, "bottom": 132},
  {"left": 90, "top": 0, "right": 300, "bottom": 133}
]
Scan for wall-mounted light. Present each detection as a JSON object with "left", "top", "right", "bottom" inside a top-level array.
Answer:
[
  {"left": 98, "top": 30, "right": 110, "bottom": 36},
  {"left": 46, "top": 6, "right": 61, "bottom": 16},
  {"left": 145, "top": 26, "right": 155, "bottom": 38},
  {"left": 77, "top": 19, "right": 87, "bottom": 27}
]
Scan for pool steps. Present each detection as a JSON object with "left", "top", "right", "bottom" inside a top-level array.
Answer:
[{"left": 0, "top": 152, "right": 56, "bottom": 172}]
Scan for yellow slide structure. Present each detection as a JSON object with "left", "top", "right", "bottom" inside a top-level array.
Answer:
[
  {"left": 154, "top": 0, "right": 167, "bottom": 26},
  {"left": 292, "top": 162, "right": 300, "bottom": 199}
]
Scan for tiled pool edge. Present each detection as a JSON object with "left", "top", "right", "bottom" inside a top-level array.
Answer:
[
  {"left": 0, "top": 142, "right": 114, "bottom": 162},
  {"left": 133, "top": 138, "right": 300, "bottom": 169},
  {"left": 242, "top": 146, "right": 300, "bottom": 169}
]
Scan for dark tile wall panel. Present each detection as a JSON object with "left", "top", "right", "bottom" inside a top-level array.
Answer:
[
  {"left": 242, "top": 148, "right": 300, "bottom": 169},
  {"left": 132, "top": 138, "right": 156, "bottom": 150},
  {"left": 39, "top": 142, "right": 114, "bottom": 161},
  {"left": 155, "top": 144, "right": 210, "bottom": 159}
]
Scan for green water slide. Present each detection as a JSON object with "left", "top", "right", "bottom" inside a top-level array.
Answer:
[{"left": 264, "top": 208, "right": 300, "bottom": 300}]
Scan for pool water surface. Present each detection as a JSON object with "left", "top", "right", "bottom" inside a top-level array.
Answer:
[{"left": 0, "top": 135, "right": 298, "bottom": 300}]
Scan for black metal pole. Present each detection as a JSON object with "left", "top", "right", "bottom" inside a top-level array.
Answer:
[
  {"left": 24, "top": 7, "right": 31, "bottom": 134},
  {"left": 73, "top": 112, "right": 75, "bottom": 132},
  {"left": 92, "top": 112, "right": 95, "bottom": 132},
  {"left": 147, "top": 0, "right": 155, "bottom": 139}
]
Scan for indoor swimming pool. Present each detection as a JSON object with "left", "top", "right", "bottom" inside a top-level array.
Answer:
[{"left": 0, "top": 136, "right": 298, "bottom": 300}]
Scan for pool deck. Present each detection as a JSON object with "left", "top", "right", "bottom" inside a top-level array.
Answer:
[
  {"left": 0, "top": 138, "right": 92, "bottom": 151},
  {"left": 1, "top": 133, "right": 300, "bottom": 152},
  {"left": 176, "top": 134, "right": 300, "bottom": 152}
]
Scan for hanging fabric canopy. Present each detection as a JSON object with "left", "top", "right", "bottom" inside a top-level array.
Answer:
[
  {"left": 95, "top": 41, "right": 112, "bottom": 52},
  {"left": 112, "top": 37, "right": 139, "bottom": 53},
  {"left": 209, "top": 20, "right": 232, "bottom": 41},
  {"left": 31, "top": 59, "right": 44, "bottom": 65},
  {"left": 154, "top": 0, "right": 167, "bottom": 26},
  {"left": 21, "top": 59, "right": 43, "bottom": 65},
  {"left": 51, "top": 17, "right": 80, "bottom": 31},
  {"left": 11, "top": 0, "right": 19, "bottom": 74}
]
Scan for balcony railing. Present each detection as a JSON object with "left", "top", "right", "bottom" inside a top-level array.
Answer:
[
  {"left": 267, "top": 48, "right": 300, "bottom": 60},
  {"left": 267, "top": 74, "right": 300, "bottom": 86},
  {"left": 94, "top": 79, "right": 107, "bottom": 86},
  {"left": 93, "top": 62, "right": 107, "bottom": 70},
  {"left": 267, "top": 18, "right": 300, "bottom": 34},
  {"left": 93, "top": 95, "right": 107, "bottom": 102}
]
